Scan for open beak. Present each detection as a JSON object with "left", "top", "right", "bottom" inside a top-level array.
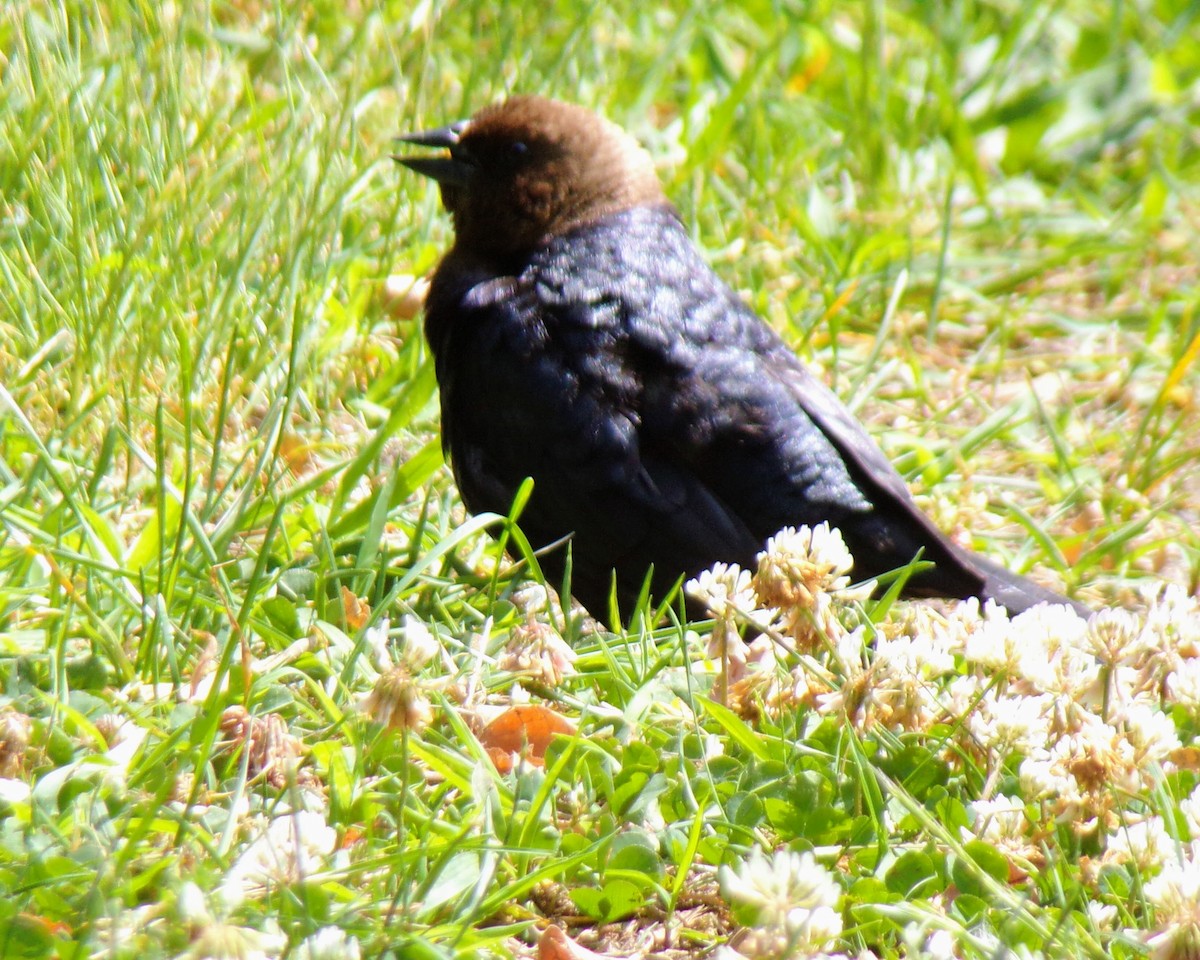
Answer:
[{"left": 392, "top": 120, "right": 473, "bottom": 187}]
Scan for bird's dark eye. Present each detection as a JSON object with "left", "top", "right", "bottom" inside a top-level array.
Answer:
[{"left": 510, "top": 141, "right": 529, "bottom": 158}]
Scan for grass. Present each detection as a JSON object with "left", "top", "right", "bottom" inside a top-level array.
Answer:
[{"left": 0, "top": 0, "right": 1198, "bottom": 958}]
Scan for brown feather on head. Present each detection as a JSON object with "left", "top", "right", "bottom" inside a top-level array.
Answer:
[{"left": 396, "top": 96, "right": 667, "bottom": 256}]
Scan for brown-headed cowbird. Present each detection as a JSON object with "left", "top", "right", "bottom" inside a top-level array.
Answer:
[{"left": 396, "top": 96, "right": 1088, "bottom": 621}]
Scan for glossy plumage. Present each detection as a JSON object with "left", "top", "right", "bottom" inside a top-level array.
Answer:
[{"left": 397, "top": 96, "right": 1087, "bottom": 621}]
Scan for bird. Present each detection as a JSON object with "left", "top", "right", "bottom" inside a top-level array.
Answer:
[{"left": 394, "top": 95, "right": 1089, "bottom": 623}]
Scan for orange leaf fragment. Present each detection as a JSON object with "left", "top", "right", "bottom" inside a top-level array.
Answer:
[
  {"left": 382, "top": 273, "right": 430, "bottom": 320},
  {"left": 341, "top": 586, "right": 371, "bottom": 631},
  {"left": 279, "top": 432, "right": 319, "bottom": 478},
  {"left": 480, "top": 705, "right": 576, "bottom": 773},
  {"left": 538, "top": 924, "right": 608, "bottom": 960}
]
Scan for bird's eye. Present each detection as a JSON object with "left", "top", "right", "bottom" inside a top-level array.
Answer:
[{"left": 510, "top": 141, "right": 529, "bottom": 158}]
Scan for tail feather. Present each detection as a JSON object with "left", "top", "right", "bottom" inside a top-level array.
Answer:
[{"left": 966, "top": 551, "right": 1091, "bottom": 619}]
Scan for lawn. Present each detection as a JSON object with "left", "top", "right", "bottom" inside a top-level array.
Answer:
[{"left": 1, "top": 1, "right": 1199, "bottom": 958}]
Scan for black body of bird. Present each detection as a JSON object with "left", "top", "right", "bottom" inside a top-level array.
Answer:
[{"left": 396, "top": 96, "right": 1087, "bottom": 621}]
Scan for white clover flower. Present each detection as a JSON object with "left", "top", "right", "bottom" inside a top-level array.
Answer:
[
  {"left": 965, "top": 602, "right": 1095, "bottom": 699},
  {"left": 901, "top": 923, "right": 969, "bottom": 960},
  {"left": 874, "top": 625, "right": 957, "bottom": 679},
  {"left": 1085, "top": 900, "right": 1118, "bottom": 930},
  {"left": 218, "top": 707, "right": 313, "bottom": 790},
  {"left": 91, "top": 903, "right": 165, "bottom": 959},
  {"left": 1135, "top": 585, "right": 1200, "bottom": 670},
  {"left": 840, "top": 627, "right": 956, "bottom": 732},
  {"left": 687, "top": 562, "right": 763, "bottom": 697},
  {"left": 1012, "top": 604, "right": 1090, "bottom": 691},
  {"left": 363, "top": 617, "right": 392, "bottom": 669},
  {"left": 0, "top": 710, "right": 33, "bottom": 777},
  {"left": 884, "top": 603, "right": 975, "bottom": 660},
  {"left": 829, "top": 624, "right": 869, "bottom": 675},
  {"left": 220, "top": 809, "right": 338, "bottom": 907},
  {"left": 1086, "top": 608, "right": 1143, "bottom": 664},
  {"left": 186, "top": 919, "right": 287, "bottom": 960},
  {"left": 1182, "top": 786, "right": 1200, "bottom": 839},
  {"left": 727, "top": 635, "right": 786, "bottom": 709},
  {"left": 1019, "top": 749, "right": 1080, "bottom": 809},
  {"left": 510, "top": 583, "right": 550, "bottom": 614},
  {"left": 968, "top": 794, "right": 1032, "bottom": 857},
  {"left": 967, "top": 691, "right": 1052, "bottom": 759},
  {"left": 499, "top": 615, "right": 577, "bottom": 687},
  {"left": 1105, "top": 816, "right": 1175, "bottom": 871},
  {"left": 1144, "top": 841, "right": 1200, "bottom": 959},
  {"left": 923, "top": 929, "right": 958, "bottom": 960},
  {"left": 686, "top": 562, "right": 757, "bottom": 619},
  {"left": 0, "top": 777, "right": 31, "bottom": 806},
  {"left": 1018, "top": 703, "right": 1164, "bottom": 829},
  {"left": 1116, "top": 701, "right": 1181, "bottom": 764},
  {"left": 962, "top": 609, "right": 1022, "bottom": 675},
  {"left": 400, "top": 614, "right": 439, "bottom": 670},
  {"left": 1144, "top": 585, "right": 1200, "bottom": 635},
  {"left": 752, "top": 524, "right": 871, "bottom": 650},
  {"left": 1169, "top": 658, "right": 1200, "bottom": 711},
  {"left": 788, "top": 659, "right": 835, "bottom": 712},
  {"left": 964, "top": 603, "right": 1077, "bottom": 679},
  {"left": 361, "top": 665, "right": 432, "bottom": 733},
  {"left": 176, "top": 880, "right": 211, "bottom": 925},
  {"left": 1038, "top": 644, "right": 1103, "bottom": 706},
  {"left": 719, "top": 846, "right": 842, "bottom": 952},
  {"left": 295, "top": 927, "right": 362, "bottom": 960},
  {"left": 812, "top": 627, "right": 871, "bottom": 721},
  {"left": 754, "top": 523, "right": 857, "bottom": 607},
  {"left": 1015, "top": 601, "right": 1090, "bottom": 647},
  {"left": 792, "top": 954, "right": 873, "bottom": 960},
  {"left": 944, "top": 674, "right": 986, "bottom": 719}
]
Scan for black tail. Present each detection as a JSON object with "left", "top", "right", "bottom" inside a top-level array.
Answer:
[{"left": 966, "top": 550, "right": 1091, "bottom": 618}]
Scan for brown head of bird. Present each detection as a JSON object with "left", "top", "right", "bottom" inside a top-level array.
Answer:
[{"left": 395, "top": 96, "right": 667, "bottom": 257}]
